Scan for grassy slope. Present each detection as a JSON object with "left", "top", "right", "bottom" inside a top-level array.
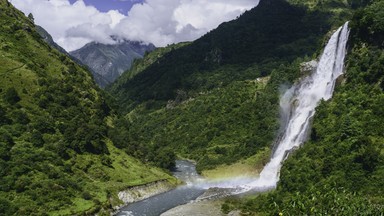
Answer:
[
  {"left": 201, "top": 147, "right": 271, "bottom": 180},
  {"left": 116, "top": 76, "right": 278, "bottom": 172},
  {"left": 51, "top": 141, "right": 175, "bottom": 215},
  {"left": 0, "top": 1, "right": 173, "bottom": 215}
]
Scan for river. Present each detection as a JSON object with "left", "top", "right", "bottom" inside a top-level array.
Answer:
[{"left": 116, "top": 160, "right": 206, "bottom": 216}]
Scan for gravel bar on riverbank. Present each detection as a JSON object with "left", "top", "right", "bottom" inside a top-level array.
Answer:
[{"left": 160, "top": 200, "right": 225, "bottom": 216}]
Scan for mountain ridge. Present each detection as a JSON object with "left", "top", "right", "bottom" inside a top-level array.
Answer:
[
  {"left": 35, "top": 25, "right": 112, "bottom": 87},
  {"left": 70, "top": 39, "right": 156, "bottom": 87},
  {"left": 108, "top": 0, "right": 352, "bottom": 171},
  {"left": 110, "top": 0, "right": 344, "bottom": 107}
]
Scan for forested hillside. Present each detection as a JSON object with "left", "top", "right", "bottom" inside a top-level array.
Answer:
[
  {"left": 223, "top": 0, "right": 384, "bottom": 214},
  {"left": 109, "top": 0, "right": 355, "bottom": 171},
  {"left": 2, "top": 0, "right": 380, "bottom": 214},
  {"left": 35, "top": 25, "right": 112, "bottom": 88},
  {"left": 111, "top": 0, "right": 336, "bottom": 104},
  {"left": 0, "top": 1, "right": 173, "bottom": 215}
]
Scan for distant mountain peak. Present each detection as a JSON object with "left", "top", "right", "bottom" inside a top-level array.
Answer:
[{"left": 70, "top": 38, "right": 156, "bottom": 87}]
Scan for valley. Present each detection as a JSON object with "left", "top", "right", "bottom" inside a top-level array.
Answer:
[{"left": 1, "top": 0, "right": 383, "bottom": 215}]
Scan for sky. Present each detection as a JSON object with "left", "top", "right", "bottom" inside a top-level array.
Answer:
[
  {"left": 12, "top": 0, "right": 259, "bottom": 52},
  {"left": 68, "top": 0, "right": 141, "bottom": 14}
]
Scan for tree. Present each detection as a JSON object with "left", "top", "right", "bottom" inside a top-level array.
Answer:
[
  {"left": 0, "top": 106, "right": 10, "bottom": 126},
  {"left": 3, "top": 87, "right": 20, "bottom": 105},
  {"left": 27, "top": 13, "right": 34, "bottom": 23},
  {"left": 355, "top": 143, "right": 380, "bottom": 172},
  {"left": 0, "top": 197, "right": 17, "bottom": 215}
]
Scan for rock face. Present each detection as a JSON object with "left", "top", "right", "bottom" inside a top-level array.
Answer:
[
  {"left": 70, "top": 40, "right": 155, "bottom": 87},
  {"left": 300, "top": 60, "right": 318, "bottom": 75},
  {"left": 117, "top": 180, "right": 175, "bottom": 205}
]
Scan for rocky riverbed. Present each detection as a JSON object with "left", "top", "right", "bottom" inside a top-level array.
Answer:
[
  {"left": 115, "top": 160, "right": 205, "bottom": 216},
  {"left": 114, "top": 160, "right": 258, "bottom": 216},
  {"left": 160, "top": 200, "right": 225, "bottom": 216},
  {"left": 118, "top": 180, "right": 175, "bottom": 205}
]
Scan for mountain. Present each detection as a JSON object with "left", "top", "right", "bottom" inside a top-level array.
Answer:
[
  {"left": 227, "top": 0, "right": 384, "bottom": 214},
  {"left": 35, "top": 25, "right": 111, "bottom": 87},
  {"left": 112, "top": 0, "right": 383, "bottom": 213},
  {"left": 36, "top": 25, "right": 68, "bottom": 55},
  {"left": 109, "top": 42, "right": 190, "bottom": 102},
  {"left": 109, "top": 0, "right": 355, "bottom": 106},
  {"left": 108, "top": 0, "right": 353, "bottom": 171},
  {"left": 0, "top": 1, "right": 174, "bottom": 215},
  {"left": 3, "top": 0, "right": 382, "bottom": 214},
  {"left": 70, "top": 40, "right": 156, "bottom": 87}
]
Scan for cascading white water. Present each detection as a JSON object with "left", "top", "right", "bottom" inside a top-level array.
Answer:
[{"left": 246, "top": 22, "right": 350, "bottom": 190}]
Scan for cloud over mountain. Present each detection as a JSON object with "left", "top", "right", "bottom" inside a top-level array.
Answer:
[{"left": 13, "top": 0, "right": 258, "bottom": 51}]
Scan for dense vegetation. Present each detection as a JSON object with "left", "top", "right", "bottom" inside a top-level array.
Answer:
[
  {"left": 223, "top": 0, "right": 384, "bottom": 214},
  {"left": 0, "top": 1, "right": 173, "bottom": 215},
  {"left": 1, "top": 0, "right": 380, "bottom": 214},
  {"left": 109, "top": 0, "right": 354, "bottom": 171},
  {"left": 109, "top": 42, "right": 190, "bottom": 101}
]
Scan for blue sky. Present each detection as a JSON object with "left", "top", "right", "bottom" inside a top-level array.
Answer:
[{"left": 68, "top": 0, "right": 143, "bottom": 14}]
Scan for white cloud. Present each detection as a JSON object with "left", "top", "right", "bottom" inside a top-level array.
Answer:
[
  {"left": 115, "top": 0, "right": 258, "bottom": 46},
  {"left": 12, "top": 0, "right": 259, "bottom": 51}
]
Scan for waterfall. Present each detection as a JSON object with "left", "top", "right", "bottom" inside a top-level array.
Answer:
[
  {"left": 247, "top": 22, "right": 350, "bottom": 190},
  {"left": 195, "top": 22, "right": 349, "bottom": 194}
]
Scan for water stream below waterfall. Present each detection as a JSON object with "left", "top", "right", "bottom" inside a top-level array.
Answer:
[
  {"left": 115, "top": 22, "right": 350, "bottom": 216},
  {"left": 116, "top": 160, "right": 205, "bottom": 216}
]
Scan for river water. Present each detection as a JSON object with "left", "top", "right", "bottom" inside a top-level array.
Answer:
[{"left": 116, "top": 160, "right": 206, "bottom": 216}]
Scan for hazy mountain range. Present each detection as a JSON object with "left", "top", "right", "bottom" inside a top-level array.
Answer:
[{"left": 70, "top": 40, "right": 155, "bottom": 87}]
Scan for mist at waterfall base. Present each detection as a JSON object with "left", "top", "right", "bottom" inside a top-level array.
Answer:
[{"left": 116, "top": 22, "right": 349, "bottom": 215}]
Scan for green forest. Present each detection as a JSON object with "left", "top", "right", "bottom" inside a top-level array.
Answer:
[
  {"left": 0, "top": 1, "right": 174, "bottom": 215},
  {"left": 108, "top": 0, "right": 355, "bottom": 171},
  {"left": 1, "top": 0, "right": 383, "bottom": 215},
  {"left": 109, "top": 0, "right": 384, "bottom": 215},
  {"left": 222, "top": 0, "right": 384, "bottom": 215}
]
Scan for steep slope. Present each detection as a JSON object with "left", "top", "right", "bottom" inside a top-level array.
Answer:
[
  {"left": 109, "top": 0, "right": 353, "bottom": 171},
  {"left": 70, "top": 40, "right": 155, "bottom": 87},
  {"left": 110, "top": 42, "right": 191, "bottom": 97},
  {"left": 35, "top": 25, "right": 68, "bottom": 55},
  {"left": 35, "top": 25, "right": 111, "bottom": 88},
  {"left": 0, "top": 1, "right": 173, "bottom": 215},
  {"left": 224, "top": 1, "right": 384, "bottom": 214}
]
